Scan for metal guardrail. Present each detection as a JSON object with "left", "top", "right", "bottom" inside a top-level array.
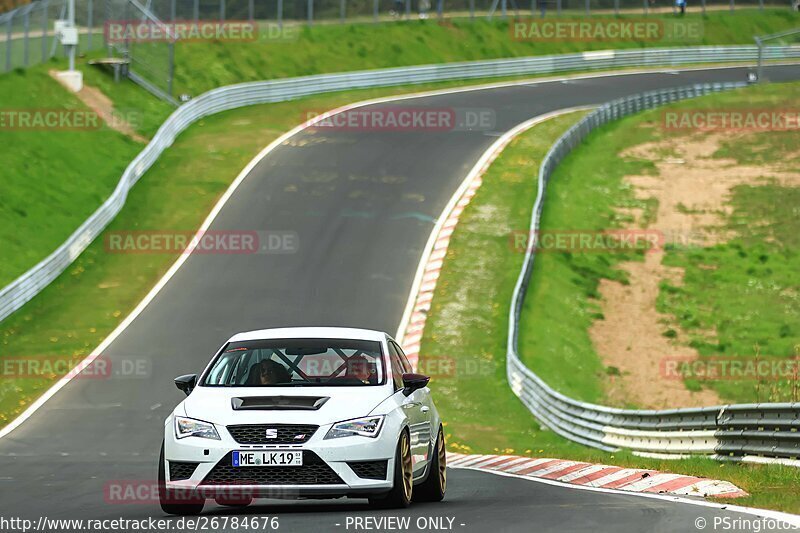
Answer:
[
  {"left": 506, "top": 81, "right": 800, "bottom": 462},
  {"left": 3, "top": 44, "right": 800, "bottom": 325}
]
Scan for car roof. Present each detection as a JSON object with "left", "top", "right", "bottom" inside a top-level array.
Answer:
[{"left": 228, "top": 326, "right": 390, "bottom": 343}]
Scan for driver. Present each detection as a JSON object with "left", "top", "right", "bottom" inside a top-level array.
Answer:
[{"left": 344, "top": 355, "right": 374, "bottom": 384}]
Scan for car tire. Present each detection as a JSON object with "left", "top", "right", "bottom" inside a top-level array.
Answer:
[
  {"left": 158, "top": 441, "right": 205, "bottom": 516},
  {"left": 412, "top": 427, "right": 446, "bottom": 502},
  {"left": 369, "top": 430, "right": 412, "bottom": 508}
]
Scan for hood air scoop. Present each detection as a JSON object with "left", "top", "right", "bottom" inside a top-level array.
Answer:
[{"left": 231, "top": 396, "right": 330, "bottom": 411}]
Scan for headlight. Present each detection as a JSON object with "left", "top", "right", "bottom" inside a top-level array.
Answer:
[
  {"left": 174, "top": 416, "right": 220, "bottom": 440},
  {"left": 324, "top": 416, "right": 384, "bottom": 440}
]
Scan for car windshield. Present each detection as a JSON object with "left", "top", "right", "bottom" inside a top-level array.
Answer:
[{"left": 201, "top": 338, "right": 385, "bottom": 387}]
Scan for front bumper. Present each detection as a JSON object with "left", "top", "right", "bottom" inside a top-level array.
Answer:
[{"left": 163, "top": 418, "right": 397, "bottom": 499}]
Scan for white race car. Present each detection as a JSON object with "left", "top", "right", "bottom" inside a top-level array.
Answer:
[{"left": 159, "top": 327, "right": 446, "bottom": 515}]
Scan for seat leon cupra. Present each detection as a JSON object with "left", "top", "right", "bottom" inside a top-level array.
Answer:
[{"left": 159, "top": 327, "right": 446, "bottom": 515}]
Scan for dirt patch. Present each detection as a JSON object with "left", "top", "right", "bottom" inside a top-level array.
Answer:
[
  {"left": 590, "top": 133, "right": 800, "bottom": 409},
  {"left": 50, "top": 70, "right": 147, "bottom": 143}
]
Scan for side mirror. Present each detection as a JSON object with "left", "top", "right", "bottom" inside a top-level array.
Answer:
[
  {"left": 402, "top": 373, "right": 430, "bottom": 396},
  {"left": 174, "top": 374, "right": 197, "bottom": 396}
]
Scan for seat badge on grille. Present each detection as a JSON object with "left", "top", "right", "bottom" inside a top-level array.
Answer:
[
  {"left": 265, "top": 428, "right": 278, "bottom": 439},
  {"left": 294, "top": 434, "right": 306, "bottom": 440}
]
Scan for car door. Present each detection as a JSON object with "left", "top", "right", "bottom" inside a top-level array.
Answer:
[{"left": 389, "top": 340, "right": 432, "bottom": 476}]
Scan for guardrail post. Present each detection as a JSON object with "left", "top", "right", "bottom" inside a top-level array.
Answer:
[
  {"left": 585, "top": 0, "right": 590, "bottom": 16},
  {"left": 193, "top": 0, "right": 199, "bottom": 21},
  {"left": 469, "top": 0, "right": 475, "bottom": 19},
  {"left": 729, "top": 0, "right": 734, "bottom": 12},
  {"left": 373, "top": 0, "right": 379, "bottom": 22},
  {"left": 249, "top": 0, "right": 254, "bottom": 21},
  {"left": 701, "top": 0, "right": 705, "bottom": 14},
  {"left": 278, "top": 0, "right": 284, "bottom": 28},
  {"left": 613, "top": 0, "right": 618, "bottom": 15},
  {"left": 340, "top": 0, "right": 346, "bottom": 23},
  {"left": 557, "top": 0, "right": 562, "bottom": 16},
  {"left": 220, "top": 0, "right": 226, "bottom": 21},
  {"left": 437, "top": 0, "right": 443, "bottom": 19},
  {"left": 407, "top": 0, "right": 412, "bottom": 19},
  {"left": 308, "top": 0, "right": 314, "bottom": 25},
  {"left": 643, "top": 0, "right": 648, "bottom": 15}
]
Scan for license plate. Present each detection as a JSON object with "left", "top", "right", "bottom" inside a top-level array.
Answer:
[{"left": 232, "top": 450, "right": 303, "bottom": 467}]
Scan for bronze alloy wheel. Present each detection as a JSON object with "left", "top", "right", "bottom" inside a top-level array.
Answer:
[{"left": 400, "top": 431, "right": 413, "bottom": 501}]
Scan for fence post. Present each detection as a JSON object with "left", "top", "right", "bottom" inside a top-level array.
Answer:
[
  {"left": 220, "top": 0, "right": 226, "bottom": 21},
  {"left": 557, "top": 0, "right": 561, "bottom": 16},
  {"left": 308, "top": 0, "right": 314, "bottom": 25},
  {"left": 701, "top": 0, "right": 705, "bottom": 14},
  {"left": 614, "top": 0, "right": 618, "bottom": 15},
  {"left": 585, "top": 0, "right": 590, "bottom": 16},
  {"left": 407, "top": 0, "right": 412, "bottom": 19},
  {"left": 340, "top": 0, "right": 346, "bottom": 23},
  {"left": 729, "top": 0, "right": 734, "bottom": 12},
  {"left": 469, "top": 0, "right": 475, "bottom": 19},
  {"left": 437, "top": 0, "right": 443, "bottom": 19},
  {"left": 193, "top": 0, "right": 199, "bottom": 20},
  {"left": 6, "top": 12, "right": 13, "bottom": 73},
  {"left": 643, "top": 0, "right": 648, "bottom": 15},
  {"left": 278, "top": 0, "right": 284, "bottom": 27},
  {"left": 87, "top": 0, "right": 93, "bottom": 51},
  {"left": 758, "top": 0, "right": 762, "bottom": 10},
  {"left": 249, "top": 0, "right": 254, "bottom": 20},
  {"left": 373, "top": 0, "right": 379, "bottom": 22},
  {"left": 23, "top": 7, "right": 30, "bottom": 67},
  {"left": 42, "top": 0, "right": 49, "bottom": 63}
]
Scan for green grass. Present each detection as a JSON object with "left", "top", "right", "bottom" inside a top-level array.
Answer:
[
  {"left": 655, "top": 83, "right": 800, "bottom": 403},
  {"left": 170, "top": 10, "right": 800, "bottom": 95},
  {"left": 0, "top": 67, "right": 145, "bottom": 288},
  {"left": 417, "top": 109, "right": 800, "bottom": 513}
]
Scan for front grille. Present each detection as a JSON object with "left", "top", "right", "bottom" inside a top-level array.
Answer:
[
  {"left": 169, "top": 461, "right": 199, "bottom": 481},
  {"left": 227, "top": 424, "right": 318, "bottom": 444},
  {"left": 201, "top": 451, "right": 344, "bottom": 486},
  {"left": 348, "top": 460, "right": 388, "bottom": 480}
]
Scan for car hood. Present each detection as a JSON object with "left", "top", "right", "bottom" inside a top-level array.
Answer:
[{"left": 182, "top": 385, "right": 392, "bottom": 426}]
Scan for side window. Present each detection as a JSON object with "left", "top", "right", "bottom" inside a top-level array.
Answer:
[
  {"left": 391, "top": 341, "right": 413, "bottom": 374},
  {"left": 387, "top": 342, "right": 404, "bottom": 390}
]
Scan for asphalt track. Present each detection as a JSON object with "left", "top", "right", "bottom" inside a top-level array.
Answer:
[{"left": 1, "top": 65, "right": 799, "bottom": 533}]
